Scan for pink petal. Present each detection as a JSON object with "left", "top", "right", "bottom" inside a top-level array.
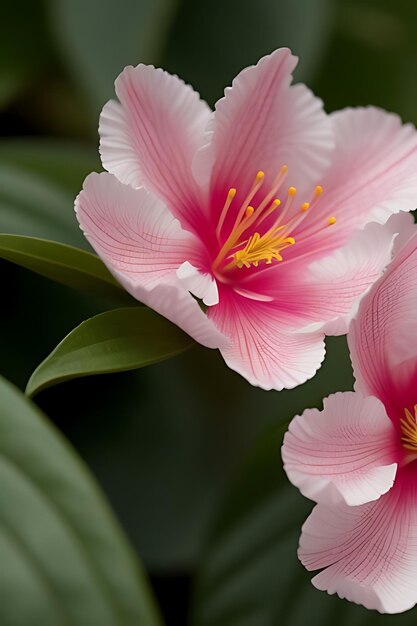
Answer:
[
  {"left": 176, "top": 261, "right": 219, "bottom": 306},
  {"left": 242, "top": 215, "right": 403, "bottom": 335},
  {"left": 99, "top": 64, "right": 211, "bottom": 233},
  {"left": 76, "top": 172, "right": 198, "bottom": 287},
  {"left": 299, "top": 483, "right": 417, "bottom": 613},
  {"left": 193, "top": 48, "right": 333, "bottom": 228},
  {"left": 297, "top": 107, "right": 417, "bottom": 251},
  {"left": 99, "top": 100, "right": 140, "bottom": 190},
  {"left": 75, "top": 172, "right": 226, "bottom": 349},
  {"left": 208, "top": 289, "right": 326, "bottom": 390},
  {"left": 349, "top": 226, "right": 417, "bottom": 416},
  {"left": 282, "top": 392, "right": 397, "bottom": 506},
  {"left": 125, "top": 276, "right": 227, "bottom": 349},
  {"left": 297, "top": 214, "right": 408, "bottom": 336}
]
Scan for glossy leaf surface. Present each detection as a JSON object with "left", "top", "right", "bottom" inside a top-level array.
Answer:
[
  {"left": 0, "top": 374, "right": 162, "bottom": 626},
  {"left": 0, "top": 234, "right": 133, "bottom": 305},
  {"left": 27, "top": 307, "right": 194, "bottom": 396}
]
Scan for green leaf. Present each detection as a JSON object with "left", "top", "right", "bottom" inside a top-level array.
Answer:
[
  {"left": 0, "top": 374, "right": 162, "bottom": 626},
  {"left": 26, "top": 307, "right": 194, "bottom": 396},
  {"left": 0, "top": 234, "right": 133, "bottom": 305},
  {"left": 50, "top": 0, "right": 177, "bottom": 116},
  {"left": 192, "top": 424, "right": 417, "bottom": 626}
]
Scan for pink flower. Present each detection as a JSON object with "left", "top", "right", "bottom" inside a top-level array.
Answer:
[
  {"left": 282, "top": 225, "right": 417, "bottom": 613},
  {"left": 75, "top": 48, "right": 417, "bottom": 390}
]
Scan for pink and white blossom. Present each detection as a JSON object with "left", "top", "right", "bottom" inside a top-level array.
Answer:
[
  {"left": 76, "top": 48, "right": 417, "bottom": 390},
  {"left": 282, "top": 225, "right": 417, "bottom": 613}
]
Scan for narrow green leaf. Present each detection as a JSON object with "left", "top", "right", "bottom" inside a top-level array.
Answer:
[
  {"left": 27, "top": 307, "right": 194, "bottom": 396},
  {"left": 0, "top": 234, "right": 133, "bottom": 305},
  {"left": 0, "top": 374, "right": 162, "bottom": 626}
]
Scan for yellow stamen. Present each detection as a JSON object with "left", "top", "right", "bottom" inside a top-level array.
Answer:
[
  {"left": 230, "top": 227, "right": 296, "bottom": 269},
  {"left": 256, "top": 199, "right": 281, "bottom": 227},
  {"left": 213, "top": 165, "right": 331, "bottom": 274},
  {"left": 401, "top": 405, "right": 417, "bottom": 451},
  {"left": 230, "top": 171, "right": 265, "bottom": 232},
  {"left": 213, "top": 172, "right": 266, "bottom": 265},
  {"left": 276, "top": 186, "right": 297, "bottom": 225},
  {"left": 216, "top": 187, "right": 236, "bottom": 238},
  {"left": 244, "top": 167, "right": 288, "bottom": 228}
]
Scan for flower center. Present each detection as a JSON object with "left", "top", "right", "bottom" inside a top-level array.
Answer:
[
  {"left": 211, "top": 166, "right": 336, "bottom": 275},
  {"left": 233, "top": 228, "right": 295, "bottom": 269},
  {"left": 400, "top": 405, "right": 417, "bottom": 451}
]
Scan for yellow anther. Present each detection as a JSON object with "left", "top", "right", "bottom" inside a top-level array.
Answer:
[
  {"left": 328, "top": 216, "right": 337, "bottom": 226},
  {"left": 232, "top": 228, "right": 295, "bottom": 269},
  {"left": 315, "top": 185, "right": 323, "bottom": 196},
  {"left": 213, "top": 164, "right": 313, "bottom": 272},
  {"left": 216, "top": 187, "right": 237, "bottom": 239},
  {"left": 401, "top": 405, "right": 417, "bottom": 451}
]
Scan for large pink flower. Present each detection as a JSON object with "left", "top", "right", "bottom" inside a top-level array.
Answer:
[
  {"left": 282, "top": 226, "right": 417, "bottom": 613},
  {"left": 75, "top": 48, "right": 417, "bottom": 390}
]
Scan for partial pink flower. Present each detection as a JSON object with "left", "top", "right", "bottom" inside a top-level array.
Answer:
[
  {"left": 282, "top": 226, "right": 417, "bottom": 613},
  {"left": 75, "top": 48, "right": 417, "bottom": 390}
]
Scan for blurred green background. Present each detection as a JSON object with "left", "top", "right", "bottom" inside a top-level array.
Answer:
[{"left": 0, "top": 0, "right": 416, "bottom": 624}]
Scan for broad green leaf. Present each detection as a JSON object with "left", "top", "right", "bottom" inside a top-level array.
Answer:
[
  {"left": 50, "top": 0, "right": 177, "bottom": 116},
  {"left": 0, "top": 374, "right": 162, "bottom": 626},
  {"left": 26, "top": 307, "right": 194, "bottom": 396},
  {"left": 0, "top": 234, "right": 133, "bottom": 305},
  {"left": 192, "top": 425, "right": 416, "bottom": 626},
  {"left": 163, "top": 0, "right": 333, "bottom": 106},
  {"left": 0, "top": 140, "right": 99, "bottom": 248}
]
